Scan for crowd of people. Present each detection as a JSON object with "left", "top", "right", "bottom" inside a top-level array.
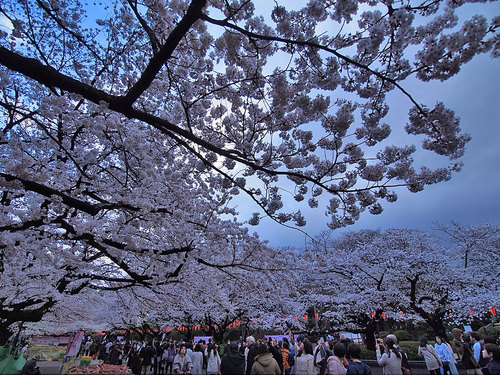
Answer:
[
  {"left": 84, "top": 334, "right": 374, "bottom": 375},
  {"left": 53, "top": 330, "right": 500, "bottom": 375}
]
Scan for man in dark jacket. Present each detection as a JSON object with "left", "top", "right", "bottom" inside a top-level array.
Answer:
[
  {"left": 140, "top": 342, "right": 156, "bottom": 375},
  {"left": 22, "top": 359, "right": 41, "bottom": 375},
  {"left": 245, "top": 336, "right": 257, "bottom": 375},
  {"left": 221, "top": 343, "right": 245, "bottom": 375},
  {"left": 268, "top": 339, "right": 283, "bottom": 375}
]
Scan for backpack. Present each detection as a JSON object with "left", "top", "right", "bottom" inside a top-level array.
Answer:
[
  {"left": 479, "top": 343, "right": 489, "bottom": 368},
  {"left": 287, "top": 351, "right": 295, "bottom": 367},
  {"left": 398, "top": 348, "right": 411, "bottom": 375},
  {"left": 314, "top": 347, "right": 325, "bottom": 367}
]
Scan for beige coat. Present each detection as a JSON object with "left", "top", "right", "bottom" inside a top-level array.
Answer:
[{"left": 250, "top": 353, "right": 281, "bottom": 375}]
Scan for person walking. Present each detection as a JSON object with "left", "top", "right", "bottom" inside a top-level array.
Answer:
[
  {"left": 435, "top": 336, "right": 453, "bottom": 375},
  {"left": 483, "top": 343, "right": 500, "bottom": 375},
  {"left": 140, "top": 342, "right": 156, "bottom": 375},
  {"left": 282, "top": 340, "right": 294, "bottom": 375},
  {"left": 190, "top": 343, "right": 204, "bottom": 375},
  {"left": 386, "top": 334, "right": 411, "bottom": 375},
  {"left": 268, "top": 338, "right": 284, "bottom": 375},
  {"left": 164, "top": 342, "right": 177, "bottom": 375},
  {"left": 206, "top": 343, "right": 221, "bottom": 375},
  {"left": 246, "top": 337, "right": 258, "bottom": 375},
  {"left": 418, "top": 337, "right": 441, "bottom": 375},
  {"left": 221, "top": 343, "right": 245, "bottom": 375},
  {"left": 294, "top": 339, "right": 316, "bottom": 375},
  {"left": 250, "top": 343, "right": 281, "bottom": 375},
  {"left": 441, "top": 336, "right": 459, "bottom": 375},
  {"left": 346, "top": 343, "right": 371, "bottom": 375},
  {"left": 327, "top": 342, "right": 347, "bottom": 375},
  {"left": 453, "top": 330, "right": 481, "bottom": 375}
]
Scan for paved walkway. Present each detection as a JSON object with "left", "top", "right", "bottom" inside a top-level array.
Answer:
[
  {"left": 365, "top": 360, "right": 467, "bottom": 375},
  {"left": 37, "top": 359, "right": 468, "bottom": 375}
]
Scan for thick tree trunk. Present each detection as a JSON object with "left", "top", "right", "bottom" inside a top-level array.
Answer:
[
  {"left": 427, "top": 316, "right": 446, "bottom": 338},
  {"left": 0, "top": 324, "right": 13, "bottom": 346},
  {"left": 364, "top": 321, "right": 377, "bottom": 351}
]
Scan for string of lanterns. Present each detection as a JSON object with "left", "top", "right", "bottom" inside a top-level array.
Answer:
[{"left": 94, "top": 307, "right": 496, "bottom": 336}]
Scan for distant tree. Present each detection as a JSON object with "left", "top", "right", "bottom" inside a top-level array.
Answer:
[
  {"left": 1, "top": 0, "right": 498, "bottom": 339},
  {"left": 435, "top": 222, "right": 500, "bottom": 269},
  {"left": 300, "top": 228, "right": 500, "bottom": 340}
]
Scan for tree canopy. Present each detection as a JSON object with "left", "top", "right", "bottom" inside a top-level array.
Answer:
[{"left": 0, "top": 0, "right": 499, "bottom": 341}]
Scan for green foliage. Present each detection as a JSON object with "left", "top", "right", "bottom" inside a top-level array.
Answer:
[
  {"left": 399, "top": 341, "right": 435, "bottom": 361},
  {"left": 378, "top": 331, "right": 389, "bottom": 339},
  {"left": 477, "top": 325, "right": 500, "bottom": 340},
  {"left": 394, "top": 330, "right": 412, "bottom": 341},
  {"left": 360, "top": 346, "right": 377, "bottom": 360}
]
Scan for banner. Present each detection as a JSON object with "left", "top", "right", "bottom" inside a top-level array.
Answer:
[
  {"left": 265, "top": 335, "right": 298, "bottom": 343},
  {"left": 31, "top": 336, "right": 72, "bottom": 345},
  {"left": 193, "top": 336, "right": 213, "bottom": 343},
  {"left": 66, "top": 332, "right": 85, "bottom": 357}
]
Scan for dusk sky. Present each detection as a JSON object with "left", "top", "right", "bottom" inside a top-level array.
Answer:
[
  {"left": 2, "top": 0, "right": 498, "bottom": 249},
  {"left": 247, "top": 24, "right": 500, "bottom": 248}
]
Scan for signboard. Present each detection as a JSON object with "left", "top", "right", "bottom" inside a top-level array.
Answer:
[
  {"left": 193, "top": 336, "right": 213, "bottom": 343},
  {"left": 264, "top": 335, "right": 298, "bottom": 343},
  {"left": 338, "top": 332, "right": 363, "bottom": 343},
  {"left": 66, "top": 332, "right": 85, "bottom": 357},
  {"left": 31, "top": 336, "right": 72, "bottom": 346}
]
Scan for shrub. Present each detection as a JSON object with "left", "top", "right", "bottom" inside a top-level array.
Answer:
[
  {"left": 378, "top": 331, "right": 389, "bottom": 339},
  {"left": 394, "top": 330, "right": 412, "bottom": 342},
  {"left": 477, "top": 325, "right": 500, "bottom": 340},
  {"left": 360, "top": 346, "right": 377, "bottom": 360},
  {"left": 399, "top": 341, "right": 432, "bottom": 361}
]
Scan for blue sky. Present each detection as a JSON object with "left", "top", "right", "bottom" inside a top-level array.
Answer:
[
  {"left": 2, "top": 0, "right": 498, "bottom": 249},
  {"left": 244, "top": 11, "right": 500, "bottom": 248}
]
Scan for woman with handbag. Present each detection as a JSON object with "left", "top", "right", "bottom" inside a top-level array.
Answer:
[{"left": 418, "top": 337, "right": 441, "bottom": 375}]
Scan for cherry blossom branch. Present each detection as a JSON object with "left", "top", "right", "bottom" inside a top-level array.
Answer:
[
  {"left": 0, "top": 47, "right": 420, "bottom": 204},
  {"left": 199, "top": 14, "right": 425, "bottom": 113},
  {"left": 117, "top": 0, "right": 207, "bottom": 107}
]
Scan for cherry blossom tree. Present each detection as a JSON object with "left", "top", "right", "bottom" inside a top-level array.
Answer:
[
  {"left": 0, "top": 240, "right": 91, "bottom": 343},
  {"left": 435, "top": 222, "right": 500, "bottom": 269},
  {"left": 124, "top": 247, "right": 299, "bottom": 343},
  {"left": 1, "top": 0, "right": 499, "bottom": 341},
  {"left": 299, "top": 227, "right": 499, "bottom": 342},
  {"left": 1, "top": 0, "right": 498, "bottom": 232}
]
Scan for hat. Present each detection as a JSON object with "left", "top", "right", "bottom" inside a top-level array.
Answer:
[{"left": 386, "top": 334, "right": 398, "bottom": 344}]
